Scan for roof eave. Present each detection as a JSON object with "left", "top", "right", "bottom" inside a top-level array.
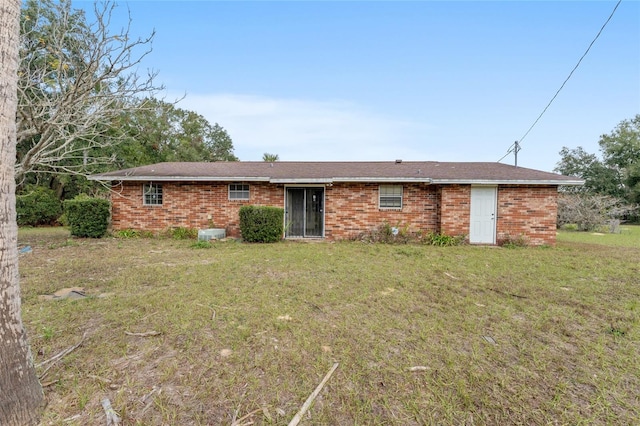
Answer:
[
  {"left": 269, "top": 178, "right": 432, "bottom": 184},
  {"left": 269, "top": 178, "right": 334, "bottom": 184},
  {"left": 431, "top": 179, "right": 585, "bottom": 185},
  {"left": 332, "top": 177, "right": 432, "bottom": 183},
  {"left": 87, "top": 175, "right": 272, "bottom": 182}
]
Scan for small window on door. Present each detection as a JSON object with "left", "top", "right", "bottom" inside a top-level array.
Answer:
[
  {"left": 379, "top": 185, "right": 403, "bottom": 209},
  {"left": 229, "top": 183, "right": 250, "bottom": 200}
]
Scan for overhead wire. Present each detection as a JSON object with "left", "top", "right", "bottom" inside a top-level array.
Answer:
[
  {"left": 497, "top": 145, "right": 514, "bottom": 163},
  {"left": 497, "top": 0, "right": 623, "bottom": 163}
]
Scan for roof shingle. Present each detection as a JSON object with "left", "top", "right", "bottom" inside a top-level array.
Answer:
[{"left": 89, "top": 161, "right": 583, "bottom": 185}]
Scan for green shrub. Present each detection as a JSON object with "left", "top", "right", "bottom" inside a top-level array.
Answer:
[
  {"left": 239, "top": 206, "right": 284, "bottom": 243},
  {"left": 167, "top": 227, "right": 198, "bottom": 240},
  {"left": 423, "top": 232, "right": 466, "bottom": 246},
  {"left": 16, "top": 186, "right": 62, "bottom": 226},
  {"left": 114, "top": 229, "right": 140, "bottom": 239},
  {"left": 63, "top": 196, "right": 110, "bottom": 238}
]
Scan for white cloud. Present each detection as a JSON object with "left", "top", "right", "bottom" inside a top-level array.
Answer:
[{"left": 172, "top": 93, "right": 434, "bottom": 162}]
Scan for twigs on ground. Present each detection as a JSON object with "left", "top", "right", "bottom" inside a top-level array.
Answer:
[
  {"left": 37, "top": 332, "right": 87, "bottom": 380},
  {"left": 196, "top": 303, "right": 216, "bottom": 320},
  {"left": 139, "top": 387, "right": 162, "bottom": 417},
  {"left": 124, "top": 330, "right": 162, "bottom": 337},
  {"left": 231, "top": 408, "right": 263, "bottom": 426}
]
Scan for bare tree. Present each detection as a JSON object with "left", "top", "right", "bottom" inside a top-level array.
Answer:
[
  {"left": 0, "top": 0, "right": 45, "bottom": 424},
  {"left": 16, "top": 0, "right": 161, "bottom": 183},
  {"left": 557, "top": 193, "right": 637, "bottom": 232}
]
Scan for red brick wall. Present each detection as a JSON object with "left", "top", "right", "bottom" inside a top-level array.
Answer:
[
  {"left": 111, "top": 181, "right": 284, "bottom": 237},
  {"left": 325, "top": 183, "right": 438, "bottom": 239},
  {"left": 438, "top": 185, "right": 558, "bottom": 245},
  {"left": 497, "top": 185, "right": 558, "bottom": 246},
  {"left": 439, "top": 185, "right": 471, "bottom": 237},
  {"left": 109, "top": 181, "right": 559, "bottom": 245}
]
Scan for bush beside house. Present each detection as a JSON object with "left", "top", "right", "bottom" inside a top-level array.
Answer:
[
  {"left": 239, "top": 206, "right": 284, "bottom": 243},
  {"left": 64, "top": 196, "right": 110, "bottom": 238}
]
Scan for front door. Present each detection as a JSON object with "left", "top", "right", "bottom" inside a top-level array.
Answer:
[
  {"left": 469, "top": 187, "right": 497, "bottom": 244},
  {"left": 285, "top": 187, "right": 324, "bottom": 238}
]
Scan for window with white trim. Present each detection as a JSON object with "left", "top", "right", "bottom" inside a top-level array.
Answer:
[
  {"left": 379, "top": 185, "right": 403, "bottom": 209},
  {"left": 229, "top": 183, "right": 250, "bottom": 200},
  {"left": 143, "top": 183, "right": 163, "bottom": 205}
]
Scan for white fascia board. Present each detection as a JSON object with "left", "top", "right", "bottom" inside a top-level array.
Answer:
[
  {"left": 270, "top": 178, "right": 334, "bottom": 184},
  {"left": 88, "top": 175, "right": 271, "bottom": 182},
  {"left": 269, "top": 177, "right": 432, "bottom": 184},
  {"left": 332, "top": 177, "right": 432, "bottom": 183},
  {"left": 430, "top": 179, "right": 585, "bottom": 186}
]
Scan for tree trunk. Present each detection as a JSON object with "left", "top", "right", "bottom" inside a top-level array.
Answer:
[{"left": 0, "top": 1, "right": 45, "bottom": 424}]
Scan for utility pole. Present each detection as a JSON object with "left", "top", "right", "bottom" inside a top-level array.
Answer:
[{"left": 514, "top": 141, "right": 521, "bottom": 167}]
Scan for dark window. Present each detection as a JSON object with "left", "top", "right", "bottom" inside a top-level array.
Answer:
[{"left": 143, "top": 183, "right": 163, "bottom": 205}]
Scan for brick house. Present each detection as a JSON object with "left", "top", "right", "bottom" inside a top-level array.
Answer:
[{"left": 89, "top": 161, "right": 583, "bottom": 245}]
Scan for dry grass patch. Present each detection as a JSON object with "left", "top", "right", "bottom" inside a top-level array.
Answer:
[{"left": 18, "top": 227, "right": 640, "bottom": 425}]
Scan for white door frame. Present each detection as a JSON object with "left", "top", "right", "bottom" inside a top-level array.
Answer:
[{"left": 469, "top": 186, "right": 497, "bottom": 244}]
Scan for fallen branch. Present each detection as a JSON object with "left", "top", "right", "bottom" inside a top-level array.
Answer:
[
  {"left": 140, "top": 386, "right": 159, "bottom": 404},
  {"left": 63, "top": 414, "right": 81, "bottom": 422},
  {"left": 124, "top": 330, "right": 162, "bottom": 337},
  {"left": 139, "top": 388, "right": 162, "bottom": 417},
  {"left": 288, "top": 363, "right": 339, "bottom": 426},
  {"left": 37, "top": 333, "right": 87, "bottom": 379},
  {"left": 102, "top": 398, "right": 121, "bottom": 426}
]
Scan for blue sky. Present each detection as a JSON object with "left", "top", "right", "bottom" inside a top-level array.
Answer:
[{"left": 81, "top": 1, "right": 638, "bottom": 172}]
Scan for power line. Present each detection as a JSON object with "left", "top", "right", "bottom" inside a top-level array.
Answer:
[
  {"left": 497, "top": 140, "right": 521, "bottom": 164},
  {"left": 498, "top": 0, "right": 623, "bottom": 164},
  {"left": 497, "top": 143, "right": 515, "bottom": 163}
]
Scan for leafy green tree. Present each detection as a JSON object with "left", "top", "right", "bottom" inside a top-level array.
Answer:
[
  {"left": 599, "top": 115, "right": 640, "bottom": 170},
  {"left": 555, "top": 146, "right": 623, "bottom": 197},
  {"left": 556, "top": 115, "right": 640, "bottom": 202},
  {"left": 555, "top": 116, "right": 640, "bottom": 224},
  {"left": 113, "top": 98, "right": 238, "bottom": 168},
  {"left": 599, "top": 115, "right": 640, "bottom": 204},
  {"left": 626, "top": 163, "right": 640, "bottom": 205}
]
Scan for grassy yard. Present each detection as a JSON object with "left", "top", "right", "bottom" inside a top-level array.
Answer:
[{"left": 18, "top": 226, "right": 639, "bottom": 425}]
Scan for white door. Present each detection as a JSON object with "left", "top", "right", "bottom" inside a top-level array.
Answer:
[{"left": 470, "top": 187, "right": 497, "bottom": 244}]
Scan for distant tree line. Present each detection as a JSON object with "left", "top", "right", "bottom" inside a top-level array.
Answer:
[{"left": 555, "top": 115, "right": 639, "bottom": 230}]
